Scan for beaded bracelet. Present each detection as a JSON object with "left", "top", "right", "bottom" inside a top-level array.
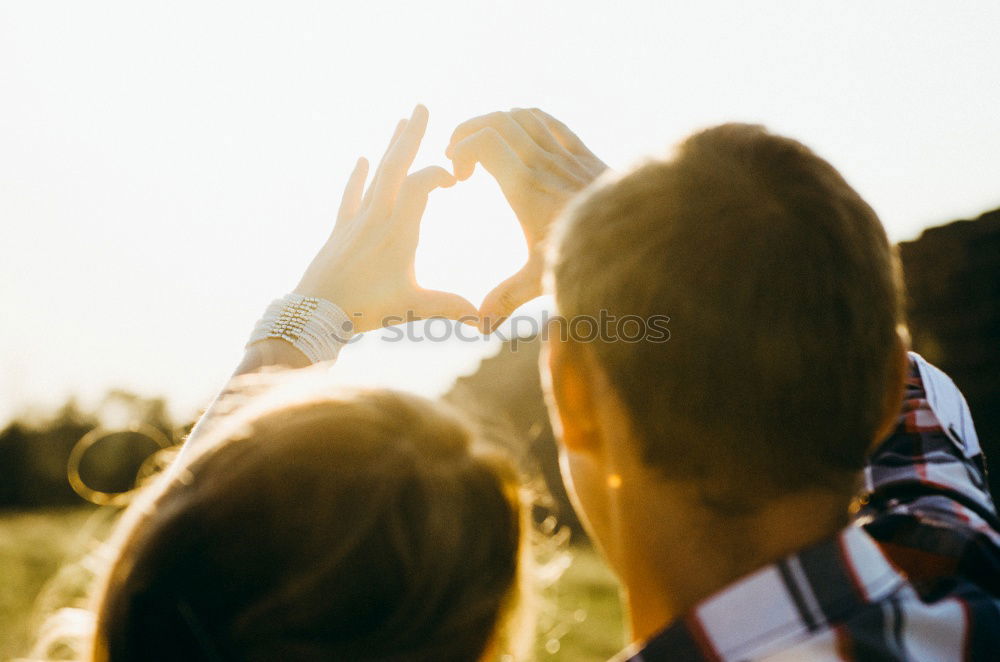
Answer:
[{"left": 247, "top": 293, "right": 355, "bottom": 363}]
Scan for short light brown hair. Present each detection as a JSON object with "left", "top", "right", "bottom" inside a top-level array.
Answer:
[
  {"left": 92, "top": 388, "right": 525, "bottom": 661},
  {"left": 551, "top": 124, "right": 903, "bottom": 507}
]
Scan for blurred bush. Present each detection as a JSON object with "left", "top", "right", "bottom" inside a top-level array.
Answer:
[
  {"left": 899, "top": 208, "right": 1000, "bottom": 498},
  {"left": 0, "top": 391, "right": 177, "bottom": 509}
]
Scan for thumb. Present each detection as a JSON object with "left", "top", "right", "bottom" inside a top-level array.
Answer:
[
  {"left": 478, "top": 259, "right": 544, "bottom": 334},
  {"left": 411, "top": 289, "right": 480, "bottom": 326}
]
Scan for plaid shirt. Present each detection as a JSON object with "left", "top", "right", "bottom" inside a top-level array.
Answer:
[{"left": 621, "top": 353, "right": 1000, "bottom": 661}]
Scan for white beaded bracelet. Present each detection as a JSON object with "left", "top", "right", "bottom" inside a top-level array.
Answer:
[{"left": 247, "top": 293, "right": 355, "bottom": 363}]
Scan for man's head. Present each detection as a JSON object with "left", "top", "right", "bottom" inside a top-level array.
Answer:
[{"left": 544, "top": 124, "right": 906, "bottom": 543}]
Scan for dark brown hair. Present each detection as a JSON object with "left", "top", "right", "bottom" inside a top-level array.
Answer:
[
  {"left": 91, "top": 388, "right": 524, "bottom": 661},
  {"left": 551, "top": 123, "right": 904, "bottom": 507}
]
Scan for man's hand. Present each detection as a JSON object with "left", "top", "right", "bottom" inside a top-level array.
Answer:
[
  {"left": 295, "top": 105, "right": 477, "bottom": 333},
  {"left": 447, "top": 108, "right": 607, "bottom": 332}
]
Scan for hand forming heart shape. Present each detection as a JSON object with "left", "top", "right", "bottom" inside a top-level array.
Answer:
[{"left": 295, "top": 105, "right": 608, "bottom": 334}]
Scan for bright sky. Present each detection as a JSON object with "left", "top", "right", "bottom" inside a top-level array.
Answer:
[{"left": 2, "top": 1, "right": 999, "bottom": 426}]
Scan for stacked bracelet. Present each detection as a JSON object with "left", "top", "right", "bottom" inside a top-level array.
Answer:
[{"left": 247, "top": 293, "right": 355, "bottom": 363}]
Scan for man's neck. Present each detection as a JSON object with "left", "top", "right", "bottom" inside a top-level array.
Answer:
[{"left": 612, "top": 482, "right": 851, "bottom": 644}]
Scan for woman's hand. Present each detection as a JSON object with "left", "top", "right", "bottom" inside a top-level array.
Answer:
[
  {"left": 446, "top": 108, "right": 607, "bottom": 331},
  {"left": 199, "top": 106, "right": 473, "bottom": 437},
  {"left": 295, "top": 105, "right": 478, "bottom": 333}
]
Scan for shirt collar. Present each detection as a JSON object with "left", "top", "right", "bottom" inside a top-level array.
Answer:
[{"left": 620, "top": 525, "right": 907, "bottom": 662}]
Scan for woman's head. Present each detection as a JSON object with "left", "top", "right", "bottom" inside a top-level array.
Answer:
[{"left": 91, "top": 387, "right": 525, "bottom": 662}]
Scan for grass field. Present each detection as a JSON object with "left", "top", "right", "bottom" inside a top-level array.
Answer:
[{"left": 0, "top": 508, "right": 624, "bottom": 661}]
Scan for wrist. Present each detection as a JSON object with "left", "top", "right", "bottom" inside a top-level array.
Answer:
[
  {"left": 238, "top": 338, "right": 312, "bottom": 373},
  {"left": 247, "top": 293, "right": 355, "bottom": 364}
]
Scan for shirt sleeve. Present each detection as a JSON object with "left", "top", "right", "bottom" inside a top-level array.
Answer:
[
  {"left": 859, "top": 352, "right": 1000, "bottom": 592},
  {"left": 863, "top": 352, "right": 995, "bottom": 515}
]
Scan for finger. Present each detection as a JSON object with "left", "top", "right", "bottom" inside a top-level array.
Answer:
[
  {"left": 446, "top": 111, "right": 545, "bottom": 166},
  {"left": 393, "top": 166, "right": 456, "bottom": 232},
  {"left": 362, "top": 118, "right": 408, "bottom": 210},
  {"left": 411, "top": 289, "right": 479, "bottom": 325},
  {"left": 449, "top": 126, "right": 528, "bottom": 185},
  {"left": 510, "top": 107, "right": 566, "bottom": 155},
  {"left": 335, "top": 157, "right": 370, "bottom": 228},
  {"left": 368, "top": 104, "right": 429, "bottom": 217},
  {"left": 478, "top": 259, "right": 544, "bottom": 333},
  {"left": 528, "top": 108, "right": 600, "bottom": 160}
]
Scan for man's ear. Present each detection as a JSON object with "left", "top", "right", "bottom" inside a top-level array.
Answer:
[
  {"left": 542, "top": 318, "right": 603, "bottom": 455},
  {"left": 872, "top": 325, "right": 911, "bottom": 448}
]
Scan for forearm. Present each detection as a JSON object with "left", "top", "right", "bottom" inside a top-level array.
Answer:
[
  {"left": 234, "top": 338, "right": 312, "bottom": 375},
  {"left": 179, "top": 339, "right": 319, "bottom": 456}
]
